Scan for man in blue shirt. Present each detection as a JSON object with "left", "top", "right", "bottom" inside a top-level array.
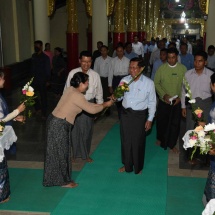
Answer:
[
  {"left": 124, "top": 42, "right": 138, "bottom": 60},
  {"left": 179, "top": 43, "right": 194, "bottom": 70},
  {"left": 151, "top": 48, "right": 167, "bottom": 81},
  {"left": 117, "top": 58, "right": 156, "bottom": 174}
]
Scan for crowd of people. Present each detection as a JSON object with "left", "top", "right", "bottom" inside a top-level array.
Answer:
[{"left": 0, "top": 35, "right": 215, "bottom": 209}]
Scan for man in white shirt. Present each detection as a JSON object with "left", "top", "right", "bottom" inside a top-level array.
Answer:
[
  {"left": 207, "top": 45, "right": 215, "bottom": 72},
  {"left": 182, "top": 37, "right": 192, "bottom": 55},
  {"left": 65, "top": 51, "right": 103, "bottom": 162},
  {"left": 132, "top": 35, "right": 144, "bottom": 59},
  {"left": 94, "top": 45, "right": 112, "bottom": 114},
  {"left": 108, "top": 45, "right": 130, "bottom": 118}
]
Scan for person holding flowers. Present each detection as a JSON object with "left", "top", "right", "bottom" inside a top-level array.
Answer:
[
  {"left": 43, "top": 72, "right": 113, "bottom": 188},
  {"left": 116, "top": 57, "right": 156, "bottom": 174},
  {"left": 0, "top": 70, "right": 26, "bottom": 203},
  {"left": 198, "top": 73, "right": 215, "bottom": 205},
  {"left": 181, "top": 51, "right": 213, "bottom": 163}
]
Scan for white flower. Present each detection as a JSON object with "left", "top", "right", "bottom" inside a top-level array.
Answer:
[
  {"left": 188, "top": 139, "right": 197, "bottom": 147},
  {"left": 188, "top": 99, "right": 196, "bottom": 104},
  {"left": 204, "top": 123, "right": 215, "bottom": 132},
  {"left": 185, "top": 93, "right": 191, "bottom": 98},
  {"left": 197, "top": 130, "right": 205, "bottom": 138},
  {"left": 28, "top": 86, "right": 34, "bottom": 92},
  {"left": 22, "top": 84, "right": 28, "bottom": 90}
]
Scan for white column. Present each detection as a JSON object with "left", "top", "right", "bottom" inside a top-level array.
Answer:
[
  {"left": 33, "top": 0, "right": 50, "bottom": 44},
  {"left": 92, "top": 0, "right": 108, "bottom": 51},
  {"left": 206, "top": 0, "right": 215, "bottom": 49}
]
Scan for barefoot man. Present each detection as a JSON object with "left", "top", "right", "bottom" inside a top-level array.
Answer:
[{"left": 117, "top": 58, "right": 156, "bottom": 174}]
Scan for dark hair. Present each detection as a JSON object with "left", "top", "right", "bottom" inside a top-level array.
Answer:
[
  {"left": 125, "top": 42, "right": 132, "bottom": 47},
  {"left": 180, "top": 42, "right": 188, "bottom": 48},
  {"left": 194, "top": 51, "right": 208, "bottom": 61},
  {"left": 168, "top": 42, "right": 176, "bottom": 48},
  {"left": 0, "top": 69, "right": 4, "bottom": 78},
  {"left": 211, "top": 73, "right": 215, "bottom": 84},
  {"left": 45, "top": 43, "right": 50, "bottom": 47},
  {"left": 79, "top": 51, "right": 92, "bottom": 59},
  {"left": 97, "top": 41, "right": 103, "bottom": 45},
  {"left": 208, "top": 45, "right": 215, "bottom": 51},
  {"left": 100, "top": 45, "right": 108, "bottom": 50},
  {"left": 130, "top": 57, "right": 146, "bottom": 67},
  {"left": 54, "top": 47, "right": 62, "bottom": 53},
  {"left": 160, "top": 48, "right": 168, "bottom": 54},
  {"left": 70, "top": 72, "right": 89, "bottom": 88},
  {"left": 167, "top": 47, "right": 179, "bottom": 56},
  {"left": 34, "top": 40, "right": 43, "bottom": 46},
  {"left": 116, "top": 45, "right": 124, "bottom": 50}
]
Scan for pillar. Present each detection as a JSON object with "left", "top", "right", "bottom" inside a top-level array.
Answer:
[
  {"left": 127, "top": 0, "right": 138, "bottom": 43},
  {"left": 67, "top": 0, "right": 79, "bottom": 71},
  {"left": 92, "top": 0, "right": 108, "bottom": 51},
  {"left": 87, "top": 17, "right": 92, "bottom": 53},
  {"left": 33, "top": 0, "right": 50, "bottom": 44},
  {"left": 138, "top": 0, "right": 147, "bottom": 41},
  {"left": 113, "top": 0, "right": 125, "bottom": 49},
  {"left": 206, "top": 0, "right": 215, "bottom": 49}
]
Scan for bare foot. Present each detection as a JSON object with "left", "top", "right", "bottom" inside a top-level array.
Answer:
[
  {"left": 61, "top": 182, "right": 78, "bottom": 188},
  {"left": 86, "top": 157, "right": 93, "bottom": 163},
  {"left": 118, "top": 166, "right": 125, "bottom": 173},
  {"left": 0, "top": 197, "right": 10, "bottom": 203},
  {"left": 171, "top": 147, "right": 179, "bottom": 154},
  {"left": 137, "top": 171, "right": 142, "bottom": 174},
  {"left": 155, "top": 140, "right": 161, "bottom": 146}
]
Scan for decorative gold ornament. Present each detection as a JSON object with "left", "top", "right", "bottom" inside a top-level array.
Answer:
[
  {"left": 138, "top": 0, "right": 147, "bottom": 32},
  {"left": 107, "top": 0, "right": 115, "bottom": 17},
  {"left": 84, "top": 0, "right": 92, "bottom": 17},
  {"left": 67, "top": 0, "right": 78, "bottom": 33},
  {"left": 152, "top": 0, "right": 160, "bottom": 38},
  {"left": 114, "top": 0, "right": 125, "bottom": 33},
  {"left": 199, "top": 0, "right": 209, "bottom": 15},
  {"left": 127, "top": 0, "right": 138, "bottom": 32},
  {"left": 48, "top": 0, "right": 56, "bottom": 17}
]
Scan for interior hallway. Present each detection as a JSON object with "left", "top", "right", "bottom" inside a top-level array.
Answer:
[{"left": 0, "top": 81, "right": 208, "bottom": 214}]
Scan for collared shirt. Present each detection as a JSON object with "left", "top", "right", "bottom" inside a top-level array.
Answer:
[
  {"left": 108, "top": 56, "right": 130, "bottom": 87},
  {"left": 207, "top": 55, "right": 215, "bottom": 70},
  {"left": 154, "top": 62, "right": 186, "bottom": 102},
  {"left": 143, "top": 44, "right": 148, "bottom": 54},
  {"left": 65, "top": 67, "right": 103, "bottom": 104},
  {"left": 94, "top": 56, "right": 112, "bottom": 78},
  {"left": 120, "top": 74, "right": 156, "bottom": 121},
  {"left": 132, "top": 42, "right": 144, "bottom": 57},
  {"left": 124, "top": 51, "right": 138, "bottom": 60},
  {"left": 179, "top": 53, "right": 194, "bottom": 70},
  {"left": 149, "top": 49, "right": 160, "bottom": 65},
  {"left": 187, "top": 42, "right": 192, "bottom": 55},
  {"left": 148, "top": 44, "right": 156, "bottom": 53},
  {"left": 181, "top": 67, "right": 213, "bottom": 108},
  {"left": 151, "top": 59, "right": 164, "bottom": 81}
]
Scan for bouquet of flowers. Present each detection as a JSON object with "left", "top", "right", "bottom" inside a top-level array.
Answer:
[
  {"left": 113, "top": 67, "right": 145, "bottom": 100},
  {"left": 0, "top": 121, "right": 5, "bottom": 136},
  {"left": 183, "top": 123, "right": 215, "bottom": 160},
  {"left": 183, "top": 77, "right": 205, "bottom": 122},
  {"left": 20, "top": 77, "right": 37, "bottom": 118}
]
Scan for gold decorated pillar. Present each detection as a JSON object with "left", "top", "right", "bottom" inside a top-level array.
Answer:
[
  {"left": 67, "top": 0, "right": 79, "bottom": 70},
  {"left": 146, "top": 0, "right": 153, "bottom": 40},
  {"left": 204, "top": 0, "right": 214, "bottom": 50},
  {"left": 127, "top": 0, "right": 138, "bottom": 42},
  {"left": 152, "top": 0, "right": 160, "bottom": 39},
  {"left": 33, "top": 0, "right": 50, "bottom": 43},
  {"left": 138, "top": 0, "right": 147, "bottom": 41},
  {"left": 113, "top": 0, "right": 125, "bottom": 48}
]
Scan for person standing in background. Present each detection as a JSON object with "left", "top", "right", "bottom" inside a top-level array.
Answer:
[
  {"left": 132, "top": 35, "right": 144, "bottom": 59},
  {"left": 65, "top": 51, "right": 103, "bottom": 163},
  {"left": 31, "top": 40, "right": 51, "bottom": 120},
  {"left": 94, "top": 45, "right": 112, "bottom": 115}
]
